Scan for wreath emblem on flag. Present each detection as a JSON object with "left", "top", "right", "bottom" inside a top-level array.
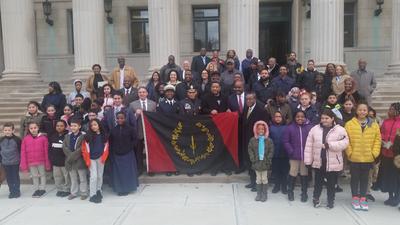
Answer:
[{"left": 171, "top": 121, "right": 215, "bottom": 165}]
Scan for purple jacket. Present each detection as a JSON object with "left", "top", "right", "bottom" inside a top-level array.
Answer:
[{"left": 283, "top": 122, "right": 313, "bottom": 160}]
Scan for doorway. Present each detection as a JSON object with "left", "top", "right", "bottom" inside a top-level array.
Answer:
[{"left": 259, "top": 2, "right": 292, "bottom": 65}]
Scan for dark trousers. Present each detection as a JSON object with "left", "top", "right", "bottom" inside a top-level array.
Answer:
[
  {"left": 3, "top": 165, "right": 20, "bottom": 194},
  {"left": 313, "top": 168, "right": 338, "bottom": 202},
  {"left": 135, "top": 139, "right": 145, "bottom": 174},
  {"left": 271, "top": 157, "right": 289, "bottom": 187},
  {"left": 350, "top": 162, "right": 372, "bottom": 197}
]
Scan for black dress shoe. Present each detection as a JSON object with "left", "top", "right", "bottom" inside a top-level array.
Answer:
[
  {"left": 166, "top": 172, "right": 173, "bottom": 176},
  {"left": 271, "top": 185, "right": 280, "bottom": 194},
  {"left": 174, "top": 171, "right": 180, "bottom": 176},
  {"left": 251, "top": 187, "right": 257, "bottom": 192},
  {"left": 210, "top": 172, "right": 218, "bottom": 176},
  {"left": 245, "top": 183, "right": 255, "bottom": 189},
  {"left": 187, "top": 173, "right": 194, "bottom": 177},
  {"left": 224, "top": 171, "right": 232, "bottom": 176}
]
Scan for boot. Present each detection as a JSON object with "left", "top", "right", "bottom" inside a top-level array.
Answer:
[
  {"left": 255, "top": 184, "right": 262, "bottom": 201},
  {"left": 390, "top": 192, "right": 400, "bottom": 207},
  {"left": 287, "top": 176, "right": 295, "bottom": 201},
  {"left": 261, "top": 184, "right": 268, "bottom": 202},
  {"left": 271, "top": 182, "right": 280, "bottom": 194},
  {"left": 300, "top": 176, "right": 308, "bottom": 202},
  {"left": 281, "top": 176, "right": 288, "bottom": 194}
]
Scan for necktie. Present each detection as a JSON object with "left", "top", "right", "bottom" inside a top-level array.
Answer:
[
  {"left": 247, "top": 107, "right": 252, "bottom": 119},
  {"left": 202, "top": 56, "right": 206, "bottom": 65},
  {"left": 125, "top": 89, "right": 129, "bottom": 96},
  {"left": 238, "top": 95, "right": 243, "bottom": 113},
  {"left": 142, "top": 101, "right": 146, "bottom": 111}
]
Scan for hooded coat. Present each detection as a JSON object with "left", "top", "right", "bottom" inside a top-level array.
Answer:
[{"left": 248, "top": 121, "right": 274, "bottom": 171}]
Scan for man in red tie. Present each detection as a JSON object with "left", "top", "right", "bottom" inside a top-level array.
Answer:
[{"left": 228, "top": 80, "right": 247, "bottom": 174}]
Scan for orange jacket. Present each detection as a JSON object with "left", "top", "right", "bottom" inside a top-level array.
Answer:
[{"left": 81, "top": 140, "right": 109, "bottom": 167}]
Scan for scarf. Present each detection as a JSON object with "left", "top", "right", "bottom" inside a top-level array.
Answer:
[{"left": 258, "top": 136, "right": 265, "bottom": 160}]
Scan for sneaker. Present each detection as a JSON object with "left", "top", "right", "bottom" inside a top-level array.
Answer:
[
  {"left": 366, "top": 194, "right": 375, "bottom": 202},
  {"left": 335, "top": 185, "right": 343, "bottom": 193},
  {"left": 326, "top": 202, "right": 334, "bottom": 209},
  {"left": 32, "top": 190, "right": 40, "bottom": 198},
  {"left": 89, "top": 195, "right": 101, "bottom": 204},
  {"left": 80, "top": 195, "right": 88, "bottom": 200},
  {"left": 360, "top": 197, "right": 369, "bottom": 211},
  {"left": 96, "top": 191, "right": 103, "bottom": 200},
  {"left": 351, "top": 197, "right": 361, "bottom": 210},
  {"left": 37, "top": 190, "right": 46, "bottom": 197},
  {"left": 313, "top": 199, "right": 321, "bottom": 208},
  {"left": 68, "top": 195, "right": 78, "bottom": 200}
]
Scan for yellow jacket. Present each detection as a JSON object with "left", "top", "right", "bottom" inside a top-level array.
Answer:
[
  {"left": 345, "top": 117, "right": 381, "bottom": 163},
  {"left": 109, "top": 66, "right": 139, "bottom": 89}
]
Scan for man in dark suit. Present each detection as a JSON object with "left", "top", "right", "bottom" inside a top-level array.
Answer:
[
  {"left": 191, "top": 48, "right": 210, "bottom": 81},
  {"left": 242, "top": 92, "right": 269, "bottom": 191},
  {"left": 157, "top": 84, "right": 179, "bottom": 115},
  {"left": 228, "top": 80, "right": 248, "bottom": 174},
  {"left": 129, "top": 87, "right": 157, "bottom": 175},
  {"left": 102, "top": 91, "right": 136, "bottom": 133},
  {"left": 201, "top": 82, "right": 228, "bottom": 115},
  {"left": 176, "top": 70, "right": 198, "bottom": 101},
  {"left": 119, "top": 77, "right": 138, "bottom": 106}
]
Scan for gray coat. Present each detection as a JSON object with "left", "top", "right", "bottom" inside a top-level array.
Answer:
[
  {"left": 351, "top": 69, "right": 377, "bottom": 104},
  {"left": 129, "top": 99, "right": 157, "bottom": 140},
  {"left": 62, "top": 133, "right": 86, "bottom": 171},
  {"left": 0, "top": 136, "right": 21, "bottom": 166}
]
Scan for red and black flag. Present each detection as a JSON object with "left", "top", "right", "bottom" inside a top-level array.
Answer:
[{"left": 142, "top": 112, "right": 239, "bottom": 173}]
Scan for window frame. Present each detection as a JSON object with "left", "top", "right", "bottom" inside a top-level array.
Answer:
[
  {"left": 344, "top": 2, "right": 357, "bottom": 48},
  {"left": 192, "top": 5, "right": 221, "bottom": 52},
  {"left": 129, "top": 7, "right": 150, "bottom": 53}
]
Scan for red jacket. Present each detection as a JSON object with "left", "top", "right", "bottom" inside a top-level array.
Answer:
[
  {"left": 380, "top": 116, "right": 400, "bottom": 158},
  {"left": 20, "top": 134, "right": 51, "bottom": 171},
  {"left": 81, "top": 140, "right": 109, "bottom": 167}
]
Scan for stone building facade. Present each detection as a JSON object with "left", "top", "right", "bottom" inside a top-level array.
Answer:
[{"left": 0, "top": 0, "right": 399, "bottom": 82}]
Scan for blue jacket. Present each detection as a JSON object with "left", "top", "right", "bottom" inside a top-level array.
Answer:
[{"left": 269, "top": 124, "right": 287, "bottom": 158}]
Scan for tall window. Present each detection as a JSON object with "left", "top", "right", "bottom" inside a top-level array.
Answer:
[
  {"left": 344, "top": 2, "right": 356, "bottom": 47},
  {"left": 130, "top": 8, "right": 149, "bottom": 53},
  {"left": 67, "top": 9, "right": 74, "bottom": 54},
  {"left": 193, "top": 6, "right": 220, "bottom": 51}
]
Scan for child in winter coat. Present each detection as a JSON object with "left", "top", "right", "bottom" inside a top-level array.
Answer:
[
  {"left": 345, "top": 102, "right": 381, "bottom": 211},
  {"left": 40, "top": 105, "right": 58, "bottom": 136},
  {"left": 61, "top": 104, "right": 74, "bottom": 131},
  {"left": 48, "top": 120, "right": 70, "bottom": 197},
  {"left": 20, "top": 122, "right": 51, "bottom": 198},
  {"left": 377, "top": 103, "right": 400, "bottom": 206},
  {"left": 82, "top": 119, "right": 109, "bottom": 204},
  {"left": 294, "top": 91, "right": 320, "bottom": 125},
  {"left": 63, "top": 119, "right": 88, "bottom": 200},
  {"left": 304, "top": 109, "right": 349, "bottom": 209},
  {"left": 20, "top": 101, "right": 44, "bottom": 138},
  {"left": 283, "top": 110, "right": 313, "bottom": 202},
  {"left": 269, "top": 111, "right": 289, "bottom": 194},
  {"left": 391, "top": 127, "right": 400, "bottom": 211},
  {"left": 248, "top": 121, "right": 274, "bottom": 202},
  {"left": 0, "top": 123, "right": 21, "bottom": 198}
]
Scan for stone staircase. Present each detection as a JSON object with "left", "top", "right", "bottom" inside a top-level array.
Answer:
[
  {"left": 371, "top": 75, "right": 400, "bottom": 119},
  {"left": 0, "top": 80, "right": 74, "bottom": 135}
]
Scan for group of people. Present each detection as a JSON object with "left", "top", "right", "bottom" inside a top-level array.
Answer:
[{"left": 0, "top": 49, "right": 399, "bottom": 212}]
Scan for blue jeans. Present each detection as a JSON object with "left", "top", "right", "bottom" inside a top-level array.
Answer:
[{"left": 3, "top": 165, "right": 20, "bottom": 194}]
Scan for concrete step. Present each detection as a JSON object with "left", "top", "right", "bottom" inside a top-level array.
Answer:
[{"left": 0, "top": 107, "right": 28, "bottom": 113}]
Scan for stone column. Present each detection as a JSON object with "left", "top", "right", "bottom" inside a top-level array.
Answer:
[
  {"left": 72, "top": 0, "right": 107, "bottom": 80},
  {"left": 386, "top": 0, "right": 400, "bottom": 75},
  {"left": 310, "top": 0, "right": 344, "bottom": 69},
  {"left": 0, "top": 0, "right": 40, "bottom": 80},
  {"left": 227, "top": 0, "right": 259, "bottom": 60},
  {"left": 148, "top": 0, "right": 180, "bottom": 71}
]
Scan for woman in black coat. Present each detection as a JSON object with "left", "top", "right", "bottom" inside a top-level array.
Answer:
[{"left": 41, "top": 82, "right": 66, "bottom": 118}]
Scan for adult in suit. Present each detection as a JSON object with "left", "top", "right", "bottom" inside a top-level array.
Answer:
[
  {"left": 179, "top": 60, "right": 191, "bottom": 81},
  {"left": 191, "top": 48, "right": 210, "bottom": 81},
  {"left": 160, "top": 55, "right": 182, "bottom": 83},
  {"left": 228, "top": 80, "right": 247, "bottom": 173},
  {"left": 157, "top": 85, "right": 179, "bottom": 115},
  {"left": 243, "top": 92, "right": 269, "bottom": 191},
  {"left": 175, "top": 70, "right": 199, "bottom": 101},
  {"left": 119, "top": 77, "right": 138, "bottom": 106},
  {"left": 102, "top": 91, "right": 137, "bottom": 134},
  {"left": 129, "top": 87, "right": 157, "bottom": 175},
  {"left": 109, "top": 57, "right": 139, "bottom": 90}
]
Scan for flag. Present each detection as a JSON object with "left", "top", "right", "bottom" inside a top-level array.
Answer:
[{"left": 142, "top": 112, "right": 239, "bottom": 173}]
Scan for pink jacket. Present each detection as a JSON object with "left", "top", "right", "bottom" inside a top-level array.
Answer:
[
  {"left": 304, "top": 124, "right": 349, "bottom": 172},
  {"left": 20, "top": 134, "right": 51, "bottom": 172}
]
